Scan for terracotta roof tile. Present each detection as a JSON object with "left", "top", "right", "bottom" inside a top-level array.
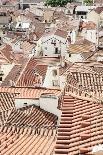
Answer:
[
  {"left": 0, "top": 125, "right": 57, "bottom": 155},
  {"left": 68, "top": 39, "right": 95, "bottom": 53},
  {"left": 54, "top": 29, "right": 68, "bottom": 39},
  {"left": 94, "top": 7, "right": 103, "bottom": 14},
  {"left": 20, "top": 41, "right": 35, "bottom": 54},
  {"left": 16, "top": 57, "right": 59, "bottom": 87},
  {"left": 0, "top": 44, "right": 16, "bottom": 63},
  {"left": 0, "top": 92, "right": 15, "bottom": 112},
  {"left": 6, "top": 105, "right": 58, "bottom": 128},
  {"left": 55, "top": 95, "right": 103, "bottom": 155},
  {"left": 43, "top": 29, "right": 68, "bottom": 39},
  {"left": 81, "top": 21, "right": 96, "bottom": 30},
  {"left": 0, "top": 87, "right": 61, "bottom": 99},
  {"left": 1, "top": 64, "right": 25, "bottom": 87}
]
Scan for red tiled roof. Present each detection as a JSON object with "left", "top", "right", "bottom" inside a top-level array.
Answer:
[
  {"left": 16, "top": 57, "right": 60, "bottom": 87},
  {"left": 81, "top": 21, "right": 96, "bottom": 30},
  {"left": 20, "top": 41, "right": 35, "bottom": 54},
  {"left": 68, "top": 39, "right": 95, "bottom": 53},
  {"left": 0, "top": 125, "right": 57, "bottom": 155},
  {"left": 6, "top": 105, "right": 58, "bottom": 128},
  {"left": 0, "top": 44, "right": 16, "bottom": 63},
  {"left": 0, "top": 109, "right": 13, "bottom": 125},
  {"left": 16, "top": 58, "right": 47, "bottom": 87},
  {"left": 62, "top": 62, "right": 103, "bottom": 100},
  {"left": 55, "top": 94, "right": 103, "bottom": 155},
  {"left": 43, "top": 29, "right": 68, "bottom": 39},
  {"left": 95, "top": 7, "right": 103, "bottom": 14},
  {"left": 0, "top": 87, "right": 61, "bottom": 99},
  {"left": 54, "top": 29, "right": 68, "bottom": 39},
  {"left": 1, "top": 64, "right": 25, "bottom": 87},
  {"left": 0, "top": 92, "right": 15, "bottom": 112}
]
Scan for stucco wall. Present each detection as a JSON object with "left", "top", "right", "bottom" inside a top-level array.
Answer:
[
  {"left": 65, "top": 53, "right": 83, "bottom": 62},
  {"left": 43, "top": 66, "right": 59, "bottom": 88},
  {"left": 35, "top": 35, "right": 67, "bottom": 57},
  {"left": 1, "top": 64, "right": 14, "bottom": 81},
  {"left": 59, "top": 75, "right": 66, "bottom": 90},
  {"left": 15, "top": 98, "right": 39, "bottom": 109},
  {"left": 15, "top": 95, "right": 62, "bottom": 124},
  {"left": 87, "top": 11, "right": 100, "bottom": 25},
  {"left": 81, "top": 29, "right": 97, "bottom": 44},
  {"left": 39, "top": 96, "right": 62, "bottom": 124}
]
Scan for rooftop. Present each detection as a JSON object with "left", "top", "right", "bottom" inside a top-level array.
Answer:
[
  {"left": 67, "top": 39, "right": 95, "bottom": 54},
  {"left": 0, "top": 87, "right": 61, "bottom": 99},
  {"left": 55, "top": 94, "right": 103, "bottom": 155},
  {"left": 94, "top": 7, "right": 103, "bottom": 14}
]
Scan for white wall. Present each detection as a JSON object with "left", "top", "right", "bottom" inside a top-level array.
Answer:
[
  {"left": 40, "top": 96, "right": 62, "bottom": 124},
  {"left": 81, "top": 29, "right": 97, "bottom": 44},
  {"left": 1, "top": 64, "right": 14, "bottom": 81},
  {"left": 87, "top": 11, "right": 100, "bottom": 25},
  {"left": 35, "top": 35, "right": 67, "bottom": 57},
  {"left": 15, "top": 96, "right": 62, "bottom": 124},
  {"left": 15, "top": 98, "right": 39, "bottom": 109},
  {"left": 65, "top": 53, "right": 83, "bottom": 62},
  {"left": 70, "top": 30, "right": 76, "bottom": 44},
  {"left": 59, "top": 75, "right": 66, "bottom": 90},
  {"left": 43, "top": 66, "right": 59, "bottom": 88}
]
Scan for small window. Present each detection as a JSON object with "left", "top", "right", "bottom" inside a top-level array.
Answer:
[
  {"left": 55, "top": 47, "right": 58, "bottom": 54},
  {"left": 19, "top": 23, "right": 21, "bottom": 27},
  {"left": 69, "top": 53, "right": 71, "bottom": 57},
  {"left": 45, "top": 47, "right": 47, "bottom": 50},
  {"left": 52, "top": 70, "right": 57, "bottom": 76},
  {"left": 0, "top": 77, "right": 2, "bottom": 81},
  {"left": 52, "top": 80, "right": 58, "bottom": 86},
  {"left": 24, "top": 103, "right": 27, "bottom": 105}
]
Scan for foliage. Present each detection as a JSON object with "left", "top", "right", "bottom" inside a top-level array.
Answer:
[
  {"left": 45, "top": 0, "right": 72, "bottom": 7},
  {"left": 84, "top": 0, "right": 93, "bottom": 5}
]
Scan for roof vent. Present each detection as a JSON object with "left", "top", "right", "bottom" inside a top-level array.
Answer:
[{"left": 92, "top": 144, "right": 103, "bottom": 155}]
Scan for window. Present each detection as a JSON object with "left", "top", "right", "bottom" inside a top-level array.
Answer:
[
  {"left": 52, "top": 80, "right": 59, "bottom": 86},
  {"left": 24, "top": 103, "right": 27, "bottom": 105},
  {"left": 69, "top": 53, "right": 71, "bottom": 57},
  {"left": 55, "top": 47, "right": 58, "bottom": 54},
  {"left": 0, "top": 77, "right": 2, "bottom": 81},
  {"left": 19, "top": 23, "right": 22, "bottom": 27},
  {"left": 52, "top": 70, "right": 57, "bottom": 76},
  {"left": 45, "top": 47, "right": 47, "bottom": 50}
]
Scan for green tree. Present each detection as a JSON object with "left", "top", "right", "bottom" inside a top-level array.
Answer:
[
  {"left": 84, "top": 0, "right": 93, "bottom": 5},
  {"left": 45, "top": 0, "right": 72, "bottom": 7}
]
